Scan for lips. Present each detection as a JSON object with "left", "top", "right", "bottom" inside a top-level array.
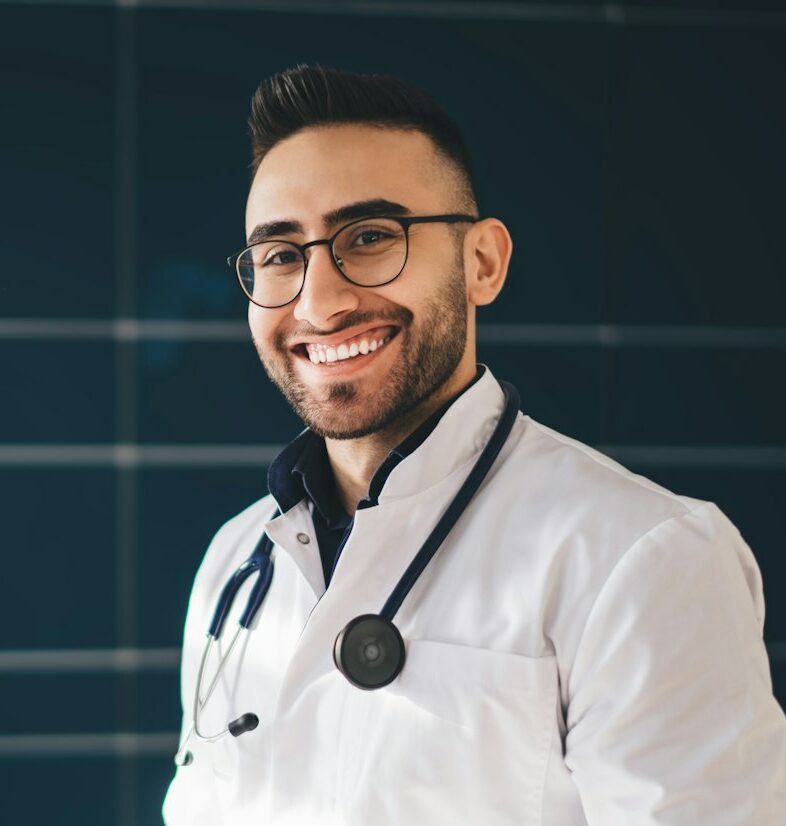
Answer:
[
  {"left": 290, "top": 324, "right": 399, "bottom": 352},
  {"left": 290, "top": 325, "right": 401, "bottom": 368}
]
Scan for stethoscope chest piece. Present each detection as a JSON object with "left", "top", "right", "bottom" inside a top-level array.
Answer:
[{"left": 333, "top": 614, "right": 406, "bottom": 690}]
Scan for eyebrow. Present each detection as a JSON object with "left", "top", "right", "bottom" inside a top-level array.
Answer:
[{"left": 246, "top": 198, "right": 413, "bottom": 245}]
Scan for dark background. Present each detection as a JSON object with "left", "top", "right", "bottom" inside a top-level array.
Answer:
[{"left": 1, "top": 1, "right": 785, "bottom": 823}]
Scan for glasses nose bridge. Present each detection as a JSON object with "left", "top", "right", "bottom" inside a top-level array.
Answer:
[
  {"left": 300, "top": 236, "right": 341, "bottom": 275},
  {"left": 301, "top": 237, "right": 331, "bottom": 252}
]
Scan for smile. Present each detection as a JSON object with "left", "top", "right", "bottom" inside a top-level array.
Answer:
[
  {"left": 307, "top": 334, "right": 393, "bottom": 364},
  {"left": 293, "top": 325, "right": 401, "bottom": 366}
]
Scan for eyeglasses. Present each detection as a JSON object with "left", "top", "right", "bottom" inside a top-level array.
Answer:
[{"left": 226, "top": 213, "right": 479, "bottom": 309}]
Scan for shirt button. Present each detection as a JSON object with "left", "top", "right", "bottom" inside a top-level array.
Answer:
[{"left": 296, "top": 532, "right": 310, "bottom": 544}]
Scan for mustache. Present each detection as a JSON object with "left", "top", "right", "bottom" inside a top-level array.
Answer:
[{"left": 275, "top": 307, "right": 413, "bottom": 350}]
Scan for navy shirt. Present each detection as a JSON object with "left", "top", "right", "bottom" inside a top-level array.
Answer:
[{"left": 267, "top": 366, "right": 484, "bottom": 587}]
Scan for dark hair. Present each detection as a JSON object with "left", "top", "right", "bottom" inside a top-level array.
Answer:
[{"left": 248, "top": 64, "right": 479, "bottom": 213}]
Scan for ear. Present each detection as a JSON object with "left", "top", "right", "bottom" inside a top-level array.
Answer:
[{"left": 464, "top": 218, "right": 513, "bottom": 307}]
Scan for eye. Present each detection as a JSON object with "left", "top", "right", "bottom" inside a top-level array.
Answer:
[
  {"left": 353, "top": 229, "right": 391, "bottom": 246},
  {"left": 262, "top": 248, "right": 300, "bottom": 267},
  {"left": 335, "top": 219, "right": 404, "bottom": 260}
]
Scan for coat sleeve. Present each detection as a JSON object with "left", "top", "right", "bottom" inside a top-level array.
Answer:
[{"left": 563, "top": 501, "right": 786, "bottom": 825}]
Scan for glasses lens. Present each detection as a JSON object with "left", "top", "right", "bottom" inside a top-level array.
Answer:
[
  {"left": 236, "top": 242, "right": 305, "bottom": 307},
  {"left": 334, "top": 219, "right": 407, "bottom": 286}
]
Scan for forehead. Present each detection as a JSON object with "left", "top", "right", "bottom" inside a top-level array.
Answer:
[{"left": 245, "top": 124, "right": 450, "bottom": 234}]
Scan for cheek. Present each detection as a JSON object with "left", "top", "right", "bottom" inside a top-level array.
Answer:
[
  {"left": 248, "top": 305, "right": 287, "bottom": 353},
  {"left": 247, "top": 305, "right": 264, "bottom": 348},
  {"left": 247, "top": 301, "right": 265, "bottom": 327},
  {"left": 372, "top": 274, "right": 428, "bottom": 313}
]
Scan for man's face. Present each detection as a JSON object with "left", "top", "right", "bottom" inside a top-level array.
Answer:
[{"left": 245, "top": 124, "right": 472, "bottom": 440}]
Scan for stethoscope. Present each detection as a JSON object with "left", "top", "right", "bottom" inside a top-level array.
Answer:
[{"left": 174, "top": 381, "right": 520, "bottom": 767}]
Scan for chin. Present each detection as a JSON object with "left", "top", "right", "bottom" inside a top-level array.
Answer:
[{"left": 298, "top": 396, "right": 389, "bottom": 440}]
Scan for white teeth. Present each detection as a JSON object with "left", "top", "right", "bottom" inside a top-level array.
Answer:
[{"left": 304, "top": 332, "right": 395, "bottom": 365}]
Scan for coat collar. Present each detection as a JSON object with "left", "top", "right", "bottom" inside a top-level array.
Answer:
[
  {"left": 374, "top": 363, "right": 506, "bottom": 503},
  {"left": 267, "top": 366, "right": 487, "bottom": 522},
  {"left": 262, "top": 365, "right": 507, "bottom": 598},
  {"left": 268, "top": 363, "right": 504, "bottom": 512}
]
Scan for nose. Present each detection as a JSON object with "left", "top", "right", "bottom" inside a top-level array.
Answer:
[{"left": 292, "top": 243, "right": 360, "bottom": 327}]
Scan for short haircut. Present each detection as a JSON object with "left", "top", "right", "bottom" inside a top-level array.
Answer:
[{"left": 247, "top": 64, "right": 479, "bottom": 214}]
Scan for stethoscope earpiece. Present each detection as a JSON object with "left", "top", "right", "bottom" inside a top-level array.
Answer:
[
  {"left": 174, "top": 750, "right": 193, "bottom": 767},
  {"left": 228, "top": 712, "right": 259, "bottom": 737},
  {"left": 333, "top": 613, "right": 406, "bottom": 690}
]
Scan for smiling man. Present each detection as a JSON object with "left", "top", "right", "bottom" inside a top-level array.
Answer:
[
  {"left": 243, "top": 121, "right": 498, "bottom": 519},
  {"left": 164, "top": 65, "right": 786, "bottom": 825}
]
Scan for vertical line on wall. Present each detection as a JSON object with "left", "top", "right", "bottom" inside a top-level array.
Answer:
[
  {"left": 114, "top": 4, "right": 139, "bottom": 826},
  {"left": 601, "top": 17, "right": 622, "bottom": 447}
]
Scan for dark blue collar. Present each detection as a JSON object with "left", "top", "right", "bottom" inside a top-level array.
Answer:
[{"left": 267, "top": 366, "right": 485, "bottom": 524}]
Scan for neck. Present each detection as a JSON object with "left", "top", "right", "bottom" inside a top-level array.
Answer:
[{"left": 325, "top": 364, "right": 478, "bottom": 516}]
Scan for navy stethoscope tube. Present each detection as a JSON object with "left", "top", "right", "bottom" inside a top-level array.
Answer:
[
  {"left": 380, "top": 381, "right": 520, "bottom": 622},
  {"left": 174, "top": 381, "right": 519, "bottom": 767},
  {"left": 209, "top": 540, "right": 275, "bottom": 637}
]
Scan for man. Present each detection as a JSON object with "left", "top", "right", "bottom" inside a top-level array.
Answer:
[{"left": 164, "top": 64, "right": 786, "bottom": 825}]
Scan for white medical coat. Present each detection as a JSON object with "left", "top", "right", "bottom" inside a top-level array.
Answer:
[{"left": 164, "top": 366, "right": 786, "bottom": 825}]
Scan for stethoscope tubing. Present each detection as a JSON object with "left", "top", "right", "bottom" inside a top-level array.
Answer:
[
  {"left": 173, "top": 625, "right": 250, "bottom": 764},
  {"left": 208, "top": 543, "right": 275, "bottom": 638},
  {"left": 193, "top": 627, "right": 247, "bottom": 741},
  {"left": 176, "top": 532, "right": 276, "bottom": 762},
  {"left": 380, "top": 381, "right": 519, "bottom": 621}
]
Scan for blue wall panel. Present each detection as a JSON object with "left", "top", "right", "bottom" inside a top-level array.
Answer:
[
  {"left": 479, "top": 343, "right": 608, "bottom": 444},
  {"left": 610, "top": 26, "right": 786, "bottom": 325},
  {"left": 137, "top": 339, "right": 301, "bottom": 444},
  {"left": 137, "top": 673, "right": 181, "bottom": 733},
  {"left": 0, "top": 7, "right": 115, "bottom": 319},
  {"left": 0, "top": 673, "right": 117, "bottom": 735},
  {"left": 0, "top": 468, "right": 116, "bottom": 649},
  {"left": 610, "top": 348, "right": 786, "bottom": 445},
  {"left": 1, "top": 758, "right": 116, "bottom": 825},
  {"left": 2, "top": 341, "right": 116, "bottom": 444}
]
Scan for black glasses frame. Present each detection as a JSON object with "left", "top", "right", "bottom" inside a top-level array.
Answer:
[{"left": 226, "top": 213, "right": 479, "bottom": 309}]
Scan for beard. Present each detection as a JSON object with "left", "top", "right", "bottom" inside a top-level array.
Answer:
[{"left": 250, "top": 259, "right": 468, "bottom": 440}]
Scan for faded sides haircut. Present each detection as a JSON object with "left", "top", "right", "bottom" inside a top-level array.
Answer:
[{"left": 247, "top": 64, "right": 479, "bottom": 215}]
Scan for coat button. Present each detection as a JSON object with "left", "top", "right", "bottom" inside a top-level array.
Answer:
[{"left": 296, "top": 532, "right": 310, "bottom": 544}]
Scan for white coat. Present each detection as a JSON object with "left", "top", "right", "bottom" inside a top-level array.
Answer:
[{"left": 163, "top": 365, "right": 786, "bottom": 825}]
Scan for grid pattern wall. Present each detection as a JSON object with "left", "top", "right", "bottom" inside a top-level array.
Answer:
[{"left": 2, "top": 2, "right": 785, "bottom": 823}]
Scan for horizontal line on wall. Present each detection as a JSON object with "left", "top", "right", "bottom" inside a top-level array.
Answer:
[
  {"left": 1, "top": 641, "right": 784, "bottom": 675},
  {"left": 2, "top": 0, "right": 784, "bottom": 29},
  {"left": 0, "top": 443, "right": 283, "bottom": 466},
  {"left": 0, "top": 647, "right": 180, "bottom": 673},
  {"left": 0, "top": 732, "right": 178, "bottom": 758},
  {"left": 2, "top": 444, "right": 786, "bottom": 468},
  {"left": 0, "top": 318, "right": 249, "bottom": 340},
  {"left": 480, "top": 324, "right": 786, "bottom": 348},
  {"left": 2, "top": 319, "right": 786, "bottom": 347},
  {"left": 595, "top": 445, "right": 786, "bottom": 469}
]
